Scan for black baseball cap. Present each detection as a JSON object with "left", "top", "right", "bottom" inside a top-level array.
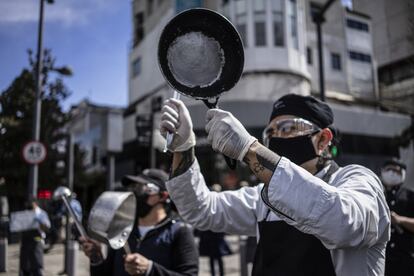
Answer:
[
  {"left": 382, "top": 159, "right": 407, "bottom": 170},
  {"left": 269, "top": 94, "right": 334, "bottom": 129},
  {"left": 122, "top": 168, "right": 169, "bottom": 191}
]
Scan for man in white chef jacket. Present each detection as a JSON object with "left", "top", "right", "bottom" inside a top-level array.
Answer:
[{"left": 160, "top": 94, "right": 390, "bottom": 276}]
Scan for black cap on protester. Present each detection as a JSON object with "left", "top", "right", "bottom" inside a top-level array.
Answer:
[
  {"left": 122, "top": 168, "right": 169, "bottom": 191},
  {"left": 269, "top": 94, "right": 334, "bottom": 128},
  {"left": 382, "top": 159, "right": 407, "bottom": 170}
]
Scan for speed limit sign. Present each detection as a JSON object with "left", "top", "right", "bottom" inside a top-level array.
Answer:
[{"left": 22, "top": 141, "right": 47, "bottom": 165}]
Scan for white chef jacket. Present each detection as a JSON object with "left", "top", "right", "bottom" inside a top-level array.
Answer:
[{"left": 166, "top": 157, "right": 390, "bottom": 276}]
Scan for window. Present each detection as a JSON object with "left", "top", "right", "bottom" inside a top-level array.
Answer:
[
  {"left": 378, "top": 58, "right": 414, "bottom": 85},
  {"left": 307, "top": 47, "right": 313, "bottom": 65},
  {"left": 147, "top": 0, "right": 153, "bottom": 15},
  {"left": 272, "top": 0, "right": 284, "bottom": 46},
  {"left": 254, "top": 0, "right": 266, "bottom": 12},
  {"left": 235, "top": 0, "right": 246, "bottom": 15},
  {"left": 349, "top": 51, "right": 371, "bottom": 63},
  {"left": 331, "top": 53, "right": 341, "bottom": 70},
  {"left": 254, "top": 2, "right": 267, "bottom": 47},
  {"left": 132, "top": 57, "right": 142, "bottom": 77},
  {"left": 289, "top": 0, "right": 298, "bottom": 49},
  {"left": 235, "top": 0, "right": 247, "bottom": 47},
  {"left": 134, "top": 12, "right": 144, "bottom": 47},
  {"left": 222, "top": 0, "right": 231, "bottom": 19},
  {"left": 255, "top": 21, "right": 267, "bottom": 46},
  {"left": 236, "top": 24, "right": 247, "bottom": 46},
  {"left": 92, "top": 146, "right": 98, "bottom": 165},
  {"left": 346, "top": 18, "right": 369, "bottom": 32}
]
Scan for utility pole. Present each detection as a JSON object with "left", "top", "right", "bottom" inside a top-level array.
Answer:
[
  {"left": 28, "top": 0, "right": 47, "bottom": 200},
  {"left": 63, "top": 133, "right": 78, "bottom": 276}
]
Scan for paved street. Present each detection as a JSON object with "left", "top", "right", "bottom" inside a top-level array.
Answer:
[{"left": 1, "top": 236, "right": 246, "bottom": 276}]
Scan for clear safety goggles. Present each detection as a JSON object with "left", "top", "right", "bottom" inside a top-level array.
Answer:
[
  {"left": 137, "top": 183, "right": 160, "bottom": 196},
  {"left": 382, "top": 165, "right": 404, "bottom": 175},
  {"left": 263, "top": 118, "right": 321, "bottom": 146}
]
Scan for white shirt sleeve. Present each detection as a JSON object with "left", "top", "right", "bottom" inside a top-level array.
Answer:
[
  {"left": 166, "top": 159, "right": 259, "bottom": 236},
  {"left": 264, "top": 157, "right": 390, "bottom": 249},
  {"left": 35, "top": 207, "right": 51, "bottom": 229}
]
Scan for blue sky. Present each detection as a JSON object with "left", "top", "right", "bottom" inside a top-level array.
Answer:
[{"left": 0, "top": 0, "right": 131, "bottom": 110}]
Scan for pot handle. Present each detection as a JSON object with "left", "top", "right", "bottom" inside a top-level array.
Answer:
[{"left": 163, "top": 91, "right": 181, "bottom": 152}]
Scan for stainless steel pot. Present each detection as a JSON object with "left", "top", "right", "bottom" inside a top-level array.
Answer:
[{"left": 87, "top": 192, "right": 136, "bottom": 251}]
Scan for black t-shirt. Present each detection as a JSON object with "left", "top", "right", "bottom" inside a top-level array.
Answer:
[
  {"left": 90, "top": 217, "right": 199, "bottom": 276},
  {"left": 385, "top": 186, "right": 414, "bottom": 255}
]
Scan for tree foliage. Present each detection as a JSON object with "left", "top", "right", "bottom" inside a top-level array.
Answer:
[{"left": 0, "top": 49, "right": 71, "bottom": 203}]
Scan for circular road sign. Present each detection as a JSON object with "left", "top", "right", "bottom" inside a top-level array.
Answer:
[{"left": 22, "top": 141, "right": 47, "bottom": 165}]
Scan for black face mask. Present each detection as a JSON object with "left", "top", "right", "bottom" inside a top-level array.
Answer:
[
  {"left": 268, "top": 134, "right": 318, "bottom": 165},
  {"left": 136, "top": 194, "right": 154, "bottom": 218}
]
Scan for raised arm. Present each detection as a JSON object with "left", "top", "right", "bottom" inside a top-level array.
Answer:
[
  {"left": 205, "top": 109, "right": 390, "bottom": 249},
  {"left": 160, "top": 100, "right": 258, "bottom": 235}
]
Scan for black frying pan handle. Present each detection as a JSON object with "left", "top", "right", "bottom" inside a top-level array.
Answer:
[
  {"left": 224, "top": 156, "right": 237, "bottom": 170},
  {"left": 203, "top": 97, "right": 237, "bottom": 170},
  {"left": 202, "top": 98, "right": 220, "bottom": 109}
]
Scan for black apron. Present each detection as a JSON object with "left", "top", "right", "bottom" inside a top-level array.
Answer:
[{"left": 252, "top": 162, "right": 339, "bottom": 276}]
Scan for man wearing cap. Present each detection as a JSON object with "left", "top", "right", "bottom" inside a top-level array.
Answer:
[
  {"left": 80, "top": 169, "right": 198, "bottom": 276},
  {"left": 380, "top": 159, "right": 414, "bottom": 276},
  {"left": 161, "top": 94, "right": 390, "bottom": 276}
]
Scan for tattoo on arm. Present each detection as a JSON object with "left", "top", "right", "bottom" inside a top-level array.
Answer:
[
  {"left": 171, "top": 147, "right": 195, "bottom": 178},
  {"left": 244, "top": 142, "right": 281, "bottom": 184},
  {"left": 255, "top": 146, "right": 280, "bottom": 172}
]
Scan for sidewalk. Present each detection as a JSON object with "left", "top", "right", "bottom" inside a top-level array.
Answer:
[
  {"left": 1, "top": 236, "right": 244, "bottom": 276},
  {"left": 1, "top": 243, "right": 89, "bottom": 276}
]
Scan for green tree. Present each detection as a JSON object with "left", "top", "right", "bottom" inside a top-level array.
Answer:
[{"left": 0, "top": 49, "right": 71, "bottom": 206}]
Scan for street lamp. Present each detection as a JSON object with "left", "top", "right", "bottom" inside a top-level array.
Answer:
[
  {"left": 51, "top": 66, "right": 73, "bottom": 76},
  {"left": 28, "top": 0, "right": 70, "bottom": 200},
  {"left": 311, "top": 0, "right": 336, "bottom": 102}
]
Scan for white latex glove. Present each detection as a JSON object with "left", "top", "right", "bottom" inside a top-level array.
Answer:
[
  {"left": 160, "top": 98, "right": 196, "bottom": 152},
  {"left": 205, "top": 109, "right": 257, "bottom": 161}
]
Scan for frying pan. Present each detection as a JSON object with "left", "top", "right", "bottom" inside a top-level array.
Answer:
[{"left": 158, "top": 8, "right": 244, "bottom": 169}]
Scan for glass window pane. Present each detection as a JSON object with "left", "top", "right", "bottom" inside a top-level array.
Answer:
[
  {"left": 235, "top": 0, "right": 246, "bottom": 15},
  {"left": 289, "top": 0, "right": 298, "bottom": 49},
  {"left": 255, "top": 22, "right": 267, "bottom": 46},
  {"left": 307, "top": 47, "right": 312, "bottom": 65},
  {"left": 236, "top": 24, "right": 247, "bottom": 46},
  {"left": 133, "top": 58, "right": 141, "bottom": 77},
  {"left": 331, "top": 53, "right": 341, "bottom": 70},
  {"left": 272, "top": 0, "right": 283, "bottom": 11},
  {"left": 254, "top": 0, "right": 266, "bottom": 12},
  {"left": 288, "top": 0, "right": 296, "bottom": 14},
  {"left": 273, "top": 13, "right": 284, "bottom": 46},
  {"left": 236, "top": 14, "right": 247, "bottom": 24}
]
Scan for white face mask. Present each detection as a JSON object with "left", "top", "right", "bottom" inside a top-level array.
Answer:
[{"left": 381, "top": 170, "right": 405, "bottom": 187}]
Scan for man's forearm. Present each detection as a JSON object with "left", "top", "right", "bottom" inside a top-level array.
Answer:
[
  {"left": 171, "top": 147, "right": 195, "bottom": 178},
  {"left": 399, "top": 216, "right": 414, "bottom": 233},
  {"left": 243, "top": 141, "right": 281, "bottom": 185}
]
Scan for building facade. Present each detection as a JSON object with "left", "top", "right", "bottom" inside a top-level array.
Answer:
[
  {"left": 66, "top": 100, "right": 124, "bottom": 198},
  {"left": 124, "top": 0, "right": 413, "bottom": 186},
  {"left": 353, "top": 0, "right": 414, "bottom": 114}
]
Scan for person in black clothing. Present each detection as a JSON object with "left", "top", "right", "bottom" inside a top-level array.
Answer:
[
  {"left": 381, "top": 159, "right": 414, "bottom": 276},
  {"left": 19, "top": 200, "right": 51, "bottom": 276},
  {"left": 197, "top": 184, "right": 232, "bottom": 276},
  {"left": 198, "top": 230, "right": 232, "bottom": 276},
  {"left": 80, "top": 169, "right": 198, "bottom": 276}
]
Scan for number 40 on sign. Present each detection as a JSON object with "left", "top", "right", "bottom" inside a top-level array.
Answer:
[{"left": 22, "top": 141, "right": 47, "bottom": 165}]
